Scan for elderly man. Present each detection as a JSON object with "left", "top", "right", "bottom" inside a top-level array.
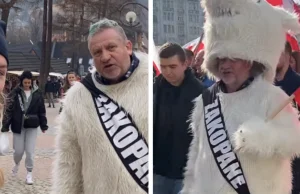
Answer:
[
  {"left": 52, "top": 18, "right": 148, "bottom": 194},
  {"left": 182, "top": 0, "right": 300, "bottom": 194}
]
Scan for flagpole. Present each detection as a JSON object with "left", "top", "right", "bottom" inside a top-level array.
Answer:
[{"left": 191, "top": 31, "right": 204, "bottom": 65}]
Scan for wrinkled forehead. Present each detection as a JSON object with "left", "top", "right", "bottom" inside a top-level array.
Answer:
[{"left": 89, "top": 29, "right": 125, "bottom": 48}]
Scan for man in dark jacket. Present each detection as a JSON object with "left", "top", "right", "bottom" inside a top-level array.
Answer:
[
  {"left": 45, "top": 76, "right": 55, "bottom": 108},
  {"left": 153, "top": 43, "right": 204, "bottom": 194},
  {"left": 275, "top": 42, "right": 300, "bottom": 194}
]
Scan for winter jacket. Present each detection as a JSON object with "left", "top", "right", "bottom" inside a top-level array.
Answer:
[
  {"left": 45, "top": 81, "right": 55, "bottom": 93},
  {"left": 182, "top": 75, "right": 300, "bottom": 194},
  {"left": 51, "top": 52, "right": 148, "bottom": 194},
  {"left": 1, "top": 85, "right": 48, "bottom": 134},
  {"left": 153, "top": 68, "right": 204, "bottom": 179}
]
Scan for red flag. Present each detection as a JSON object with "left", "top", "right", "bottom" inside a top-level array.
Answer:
[
  {"left": 266, "top": 0, "right": 282, "bottom": 6},
  {"left": 293, "top": 87, "right": 300, "bottom": 104},
  {"left": 153, "top": 62, "right": 160, "bottom": 76},
  {"left": 286, "top": 34, "right": 300, "bottom": 51}
]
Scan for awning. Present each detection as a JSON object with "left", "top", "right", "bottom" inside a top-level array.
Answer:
[{"left": 8, "top": 71, "right": 40, "bottom": 76}]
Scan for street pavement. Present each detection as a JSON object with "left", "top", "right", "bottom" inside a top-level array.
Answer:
[{"left": 0, "top": 103, "right": 60, "bottom": 194}]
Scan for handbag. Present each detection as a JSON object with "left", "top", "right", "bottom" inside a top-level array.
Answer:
[{"left": 18, "top": 94, "right": 39, "bottom": 129}]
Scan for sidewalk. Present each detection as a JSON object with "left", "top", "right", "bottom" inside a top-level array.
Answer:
[{"left": 0, "top": 104, "right": 59, "bottom": 194}]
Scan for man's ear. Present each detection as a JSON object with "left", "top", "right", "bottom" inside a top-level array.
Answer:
[{"left": 125, "top": 40, "right": 133, "bottom": 55}]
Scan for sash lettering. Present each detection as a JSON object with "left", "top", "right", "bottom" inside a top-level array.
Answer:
[
  {"left": 81, "top": 74, "right": 148, "bottom": 193},
  {"left": 202, "top": 87, "right": 250, "bottom": 194}
]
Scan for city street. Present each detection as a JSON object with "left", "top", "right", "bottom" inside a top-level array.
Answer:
[{"left": 0, "top": 103, "right": 59, "bottom": 194}]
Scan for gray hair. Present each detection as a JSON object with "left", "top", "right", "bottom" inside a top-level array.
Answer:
[{"left": 88, "top": 18, "right": 127, "bottom": 49}]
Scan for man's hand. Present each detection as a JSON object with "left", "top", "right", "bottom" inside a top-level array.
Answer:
[{"left": 42, "top": 130, "right": 46, "bottom": 133}]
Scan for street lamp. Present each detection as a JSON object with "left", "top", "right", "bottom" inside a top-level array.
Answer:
[
  {"left": 126, "top": 11, "right": 137, "bottom": 26},
  {"left": 119, "top": 2, "right": 148, "bottom": 28}
]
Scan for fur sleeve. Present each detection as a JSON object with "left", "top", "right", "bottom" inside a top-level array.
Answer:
[
  {"left": 233, "top": 86, "right": 300, "bottom": 158},
  {"left": 51, "top": 97, "right": 83, "bottom": 194},
  {"left": 182, "top": 95, "right": 202, "bottom": 194}
]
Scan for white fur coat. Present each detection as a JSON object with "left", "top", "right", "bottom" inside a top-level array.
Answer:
[
  {"left": 51, "top": 52, "right": 148, "bottom": 194},
  {"left": 182, "top": 76, "right": 300, "bottom": 194}
]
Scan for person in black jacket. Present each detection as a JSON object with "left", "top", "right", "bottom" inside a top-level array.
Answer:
[
  {"left": 275, "top": 42, "right": 300, "bottom": 194},
  {"left": 153, "top": 43, "right": 204, "bottom": 194},
  {"left": 45, "top": 76, "right": 55, "bottom": 108},
  {"left": 1, "top": 70, "right": 48, "bottom": 185}
]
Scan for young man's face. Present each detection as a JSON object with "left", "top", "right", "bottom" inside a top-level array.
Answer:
[{"left": 160, "top": 55, "right": 187, "bottom": 86}]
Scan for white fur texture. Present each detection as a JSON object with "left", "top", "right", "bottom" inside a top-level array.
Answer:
[
  {"left": 51, "top": 52, "right": 148, "bottom": 194},
  {"left": 201, "top": 0, "right": 300, "bottom": 82},
  {"left": 182, "top": 76, "right": 300, "bottom": 194}
]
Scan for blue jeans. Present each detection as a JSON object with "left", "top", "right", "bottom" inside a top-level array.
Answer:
[{"left": 153, "top": 174, "right": 183, "bottom": 194}]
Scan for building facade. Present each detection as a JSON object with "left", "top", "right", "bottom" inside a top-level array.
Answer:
[{"left": 153, "top": 0, "right": 204, "bottom": 46}]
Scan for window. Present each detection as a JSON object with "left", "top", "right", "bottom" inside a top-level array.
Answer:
[
  {"left": 178, "top": 25, "right": 184, "bottom": 34},
  {"left": 164, "top": 25, "right": 167, "bottom": 33},
  {"left": 164, "top": 12, "right": 167, "bottom": 20},
  {"left": 172, "top": 26, "right": 174, "bottom": 33},
  {"left": 168, "top": 25, "right": 171, "bottom": 33},
  {"left": 189, "top": 15, "right": 192, "bottom": 22},
  {"left": 163, "top": 1, "right": 167, "bottom": 8}
]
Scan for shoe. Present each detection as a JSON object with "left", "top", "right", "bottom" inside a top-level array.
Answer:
[
  {"left": 12, "top": 164, "right": 19, "bottom": 177},
  {"left": 53, "top": 105, "right": 55, "bottom": 108},
  {"left": 48, "top": 105, "right": 51, "bottom": 108},
  {"left": 26, "top": 172, "right": 33, "bottom": 185}
]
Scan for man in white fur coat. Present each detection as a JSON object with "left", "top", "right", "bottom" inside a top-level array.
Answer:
[
  {"left": 51, "top": 19, "right": 148, "bottom": 194},
  {"left": 182, "top": 0, "right": 300, "bottom": 194}
]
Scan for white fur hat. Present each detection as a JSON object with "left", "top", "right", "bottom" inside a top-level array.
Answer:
[{"left": 201, "top": 0, "right": 300, "bottom": 82}]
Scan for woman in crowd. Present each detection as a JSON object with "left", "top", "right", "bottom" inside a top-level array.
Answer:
[
  {"left": 59, "top": 71, "right": 76, "bottom": 114},
  {"left": 1, "top": 70, "right": 48, "bottom": 185},
  {"left": 0, "top": 20, "right": 9, "bottom": 188}
]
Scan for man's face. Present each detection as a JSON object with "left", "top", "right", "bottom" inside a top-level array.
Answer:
[
  {"left": 193, "top": 51, "right": 204, "bottom": 71},
  {"left": 218, "top": 58, "right": 252, "bottom": 85},
  {"left": 89, "top": 28, "right": 133, "bottom": 82},
  {"left": 0, "top": 55, "right": 7, "bottom": 92},
  {"left": 160, "top": 55, "right": 187, "bottom": 86},
  {"left": 277, "top": 51, "right": 290, "bottom": 73}
]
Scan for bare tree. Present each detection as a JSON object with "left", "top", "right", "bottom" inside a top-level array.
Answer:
[
  {"left": 29, "top": 7, "right": 43, "bottom": 44},
  {"left": 0, "top": 0, "right": 19, "bottom": 24},
  {"left": 0, "top": 0, "right": 41, "bottom": 24}
]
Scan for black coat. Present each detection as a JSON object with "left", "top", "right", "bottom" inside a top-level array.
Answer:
[
  {"left": 1, "top": 86, "right": 48, "bottom": 134},
  {"left": 45, "top": 81, "right": 55, "bottom": 93},
  {"left": 153, "top": 68, "right": 205, "bottom": 179}
]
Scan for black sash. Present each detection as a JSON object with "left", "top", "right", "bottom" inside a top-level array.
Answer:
[
  {"left": 81, "top": 74, "right": 148, "bottom": 193},
  {"left": 202, "top": 84, "right": 250, "bottom": 194}
]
